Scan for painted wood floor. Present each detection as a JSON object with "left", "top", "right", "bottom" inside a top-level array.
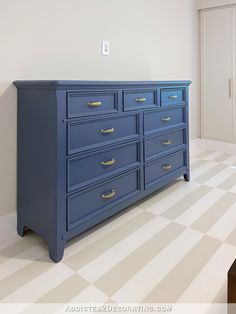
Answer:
[{"left": 0, "top": 146, "right": 236, "bottom": 312}]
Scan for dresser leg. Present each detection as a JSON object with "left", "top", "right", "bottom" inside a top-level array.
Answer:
[
  {"left": 184, "top": 173, "right": 190, "bottom": 182},
  {"left": 48, "top": 240, "right": 65, "bottom": 263},
  {"left": 17, "top": 220, "right": 25, "bottom": 237}
]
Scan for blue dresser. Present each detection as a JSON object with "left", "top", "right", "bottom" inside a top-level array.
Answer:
[{"left": 14, "top": 80, "right": 191, "bottom": 262}]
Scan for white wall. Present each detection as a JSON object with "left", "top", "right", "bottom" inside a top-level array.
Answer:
[
  {"left": 197, "top": 0, "right": 236, "bottom": 9},
  {"left": 0, "top": 0, "right": 199, "bottom": 216}
]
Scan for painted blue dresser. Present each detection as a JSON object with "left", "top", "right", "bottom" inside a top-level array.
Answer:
[{"left": 14, "top": 80, "right": 191, "bottom": 262}]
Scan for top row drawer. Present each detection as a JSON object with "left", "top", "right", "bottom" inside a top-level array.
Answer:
[
  {"left": 67, "top": 91, "right": 119, "bottom": 118},
  {"left": 161, "top": 88, "right": 185, "bottom": 106},
  {"left": 67, "top": 87, "right": 186, "bottom": 118}
]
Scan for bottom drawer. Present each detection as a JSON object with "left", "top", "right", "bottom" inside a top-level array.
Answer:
[
  {"left": 145, "top": 150, "right": 185, "bottom": 188},
  {"left": 67, "top": 168, "right": 140, "bottom": 230}
]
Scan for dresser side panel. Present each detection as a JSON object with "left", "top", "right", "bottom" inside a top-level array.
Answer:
[{"left": 17, "top": 89, "right": 59, "bottom": 242}]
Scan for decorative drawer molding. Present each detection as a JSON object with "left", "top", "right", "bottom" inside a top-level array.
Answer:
[
  {"left": 160, "top": 87, "right": 186, "bottom": 106},
  {"left": 67, "top": 168, "right": 141, "bottom": 231},
  {"left": 144, "top": 128, "right": 186, "bottom": 162},
  {"left": 67, "top": 140, "right": 141, "bottom": 192},
  {"left": 145, "top": 150, "right": 187, "bottom": 189},
  {"left": 144, "top": 106, "right": 186, "bottom": 135},
  {"left": 67, "top": 90, "right": 119, "bottom": 118},
  {"left": 67, "top": 113, "right": 140, "bottom": 155},
  {"left": 123, "top": 89, "right": 158, "bottom": 111}
]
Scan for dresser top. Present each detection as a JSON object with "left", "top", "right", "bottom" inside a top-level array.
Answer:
[{"left": 13, "top": 80, "right": 192, "bottom": 89}]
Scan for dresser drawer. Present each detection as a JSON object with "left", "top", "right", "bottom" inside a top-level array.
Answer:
[
  {"left": 145, "top": 151, "right": 185, "bottom": 188},
  {"left": 67, "top": 91, "right": 118, "bottom": 118},
  {"left": 67, "top": 114, "right": 140, "bottom": 154},
  {"left": 161, "top": 88, "right": 186, "bottom": 106},
  {"left": 67, "top": 168, "right": 140, "bottom": 230},
  {"left": 144, "top": 107, "right": 185, "bottom": 135},
  {"left": 123, "top": 89, "right": 157, "bottom": 111},
  {"left": 145, "top": 129, "right": 185, "bottom": 161},
  {"left": 67, "top": 141, "right": 141, "bottom": 192}
]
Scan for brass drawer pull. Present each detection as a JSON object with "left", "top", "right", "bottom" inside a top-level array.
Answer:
[
  {"left": 101, "top": 159, "right": 116, "bottom": 167},
  {"left": 102, "top": 189, "right": 116, "bottom": 200},
  {"left": 101, "top": 128, "right": 115, "bottom": 135},
  {"left": 136, "top": 97, "right": 146, "bottom": 103},
  {"left": 168, "top": 95, "right": 178, "bottom": 100},
  {"left": 162, "top": 164, "right": 172, "bottom": 171},
  {"left": 162, "top": 140, "right": 172, "bottom": 146},
  {"left": 161, "top": 116, "right": 171, "bottom": 122},
  {"left": 87, "top": 101, "right": 102, "bottom": 107}
]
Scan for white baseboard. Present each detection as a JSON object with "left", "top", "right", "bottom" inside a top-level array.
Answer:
[{"left": 190, "top": 138, "right": 236, "bottom": 155}]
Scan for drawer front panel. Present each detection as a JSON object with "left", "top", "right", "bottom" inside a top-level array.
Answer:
[
  {"left": 145, "top": 151, "right": 185, "bottom": 188},
  {"left": 123, "top": 89, "right": 157, "bottom": 111},
  {"left": 144, "top": 107, "right": 185, "bottom": 135},
  {"left": 145, "top": 129, "right": 185, "bottom": 161},
  {"left": 67, "top": 141, "right": 141, "bottom": 192},
  {"left": 67, "top": 91, "right": 118, "bottom": 118},
  {"left": 67, "top": 169, "right": 140, "bottom": 230},
  {"left": 68, "top": 114, "right": 140, "bottom": 154},
  {"left": 161, "top": 88, "right": 185, "bottom": 106}
]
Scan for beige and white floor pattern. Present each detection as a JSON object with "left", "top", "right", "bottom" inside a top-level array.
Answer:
[{"left": 0, "top": 146, "right": 236, "bottom": 311}]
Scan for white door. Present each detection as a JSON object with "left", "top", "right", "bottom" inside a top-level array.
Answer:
[{"left": 201, "top": 6, "right": 235, "bottom": 141}]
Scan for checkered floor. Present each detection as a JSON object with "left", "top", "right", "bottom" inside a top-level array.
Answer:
[{"left": 0, "top": 146, "right": 236, "bottom": 312}]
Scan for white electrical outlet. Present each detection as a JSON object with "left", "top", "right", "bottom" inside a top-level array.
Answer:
[{"left": 102, "top": 40, "right": 110, "bottom": 56}]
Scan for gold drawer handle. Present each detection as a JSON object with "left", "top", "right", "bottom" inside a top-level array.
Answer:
[
  {"left": 162, "top": 140, "right": 172, "bottom": 146},
  {"left": 136, "top": 97, "right": 146, "bottom": 103},
  {"left": 161, "top": 116, "right": 171, "bottom": 122},
  {"left": 87, "top": 101, "right": 102, "bottom": 107},
  {"left": 101, "top": 159, "right": 116, "bottom": 167},
  {"left": 168, "top": 95, "right": 178, "bottom": 100},
  {"left": 102, "top": 189, "right": 116, "bottom": 200},
  {"left": 162, "top": 164, "right": 172, "bottom": 171},
  {"left": 101, "top": 128, "right": 115, "bottom": 135}
]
